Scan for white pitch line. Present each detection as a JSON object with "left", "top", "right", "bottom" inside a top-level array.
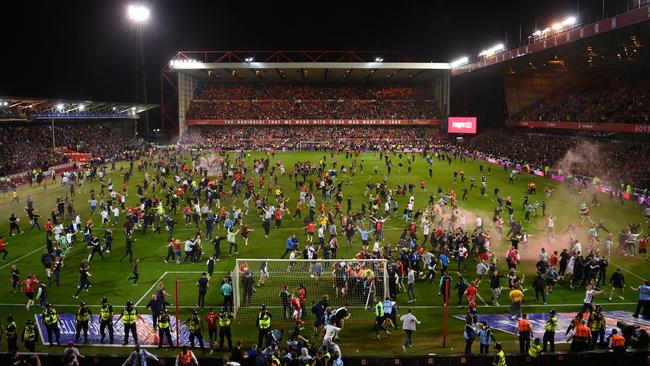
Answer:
[
  {"left": 455, "top": 271, "right": 488, "bottom": 306},
  {"left": 609, "top": 261, "right": 646, "bottom": 281},
  {"left": 0, "top": 245, "right": 46, "bottom": 270},
  {"left": 135, "top": 271, "right": 169, "bottom": 306}
]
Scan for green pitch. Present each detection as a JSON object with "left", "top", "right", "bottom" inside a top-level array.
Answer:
[{"left": 0, "top": 150, "right": 647, "bottom": 356}]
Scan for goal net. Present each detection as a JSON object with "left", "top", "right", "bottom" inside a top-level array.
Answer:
[{"left": 233, "top": 259, "right": 389, "bottom": 322}]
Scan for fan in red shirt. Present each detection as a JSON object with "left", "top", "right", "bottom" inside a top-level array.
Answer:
[
  {"left": 464, "top": 281, "right": 478, "bottom": 304},
  {"left": 22, "top": 274, "right": 39, "bottom": 310},
  {"left": 206, "top": 309, "right": 219, "bottom": 346},
  {"left": 0, "top": 236, "right": 8, "bottom": 261},
  {"left": 549, "top": 251, "right": 559, "bottom": 268},
  {"left": 290, "top": 294, "right": 302, "bottom": 320}
]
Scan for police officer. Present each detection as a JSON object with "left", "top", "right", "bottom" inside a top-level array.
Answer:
[
  {"left": 43, "top": 303, "right": 61, "bottom": 346},
  {"left": 492, "top": 342, "right": 507, "bottom": 366},
  {"left": 157, "top": 309, "right": 173, "bottom": 349},
  {"left": 187, "top": 309, "right": 205, "bottom": 353},
  {"left": 75, "top": 301, "right": 92, "bottom": 344},
  {"left": 115, "top": 300, "right": 140, "bottom": 345},
  {"left": 219, "top": 306, "right": 234, "bottom": 350},
  {"left": 528, "top": 338, "right": 542, "bottom": 361},
  {"left": 6, "top": 315, "right": 18, "bottom": 352},
  {"left": 542, "top": 308, "right": 558, "bottom": 352},
  {"left": 257, "top": 304, "right": 272, "bottom": 348},
  {"left": 588, "top": 305, "right": 606, "bottom": 349},
  {"left": 99, "top": 297, "right": 114, "bottom": 344},
  {"left": 373, "top": 297, "right": 390, "bottom": 340},
  {"left": 22, "top": 319, "right": 37, "bottom": 352}
]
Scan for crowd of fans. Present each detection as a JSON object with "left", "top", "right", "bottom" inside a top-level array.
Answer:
[
  {"left": 186, "top": 82, "right": 440, "bottom": 120},
  {"left": 514, "top": 71, "right": 650, "bottom": 124},
  {"left": 468, "top": 131, "right": 650, "bottom": 188},
  {"left": 178, "top": 126, "right": 443, "bottom": 151},
  {"left": 0, "top": 124, "right": 143, "bottom": 176}
]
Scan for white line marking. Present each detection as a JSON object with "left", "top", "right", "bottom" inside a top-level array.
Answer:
[
  {"left": 135, "top": 271, "right": 168, "bottom": 306},
  {"left": 0, "top": 246, "right": 46, "bottom": 270},
  {"left": 610, "top": 261, "right": 646, "bottom": 281},
  {"left": 454, "top": 271, "right": 487, "bottom": 306}
]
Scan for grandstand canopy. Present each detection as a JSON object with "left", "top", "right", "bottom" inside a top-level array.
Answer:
[
  {"left": 0, "top": 96, "right": 157, "bottom": 122},
  {"left": 166, "top": 50, "right": 450, "bottom": 81},
  {"left": 453, "top": 5, "right": 650, "bottom": 76}
]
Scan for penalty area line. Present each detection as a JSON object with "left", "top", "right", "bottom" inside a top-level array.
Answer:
[{"left": 135, "top": 271, "right": 169, "bottom": 307}]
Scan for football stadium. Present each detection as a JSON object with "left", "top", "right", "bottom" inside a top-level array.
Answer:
[{"left": 1, "top": 1, "right": 650, "bottom": 365}]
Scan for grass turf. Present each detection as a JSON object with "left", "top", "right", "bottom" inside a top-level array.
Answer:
[{"left": 0, "top": 150, "right": 648, "bottom": 357}]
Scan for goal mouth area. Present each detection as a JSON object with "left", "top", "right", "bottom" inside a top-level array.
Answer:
[{"left": 232, "top": 259, "right": 389, "bottom": 322}]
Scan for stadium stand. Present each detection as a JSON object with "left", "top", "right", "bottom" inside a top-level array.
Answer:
[
  {"left": 513, "top": 70, "right": 650, "bottom": 124},
  {"left": 468, "top": 130, "right": 650, "bottom": 188},
  {"left": 179, "top": 125, "right": 442, "bottom": 150},
  {"left": 0, "top": 124, "right": 144, "bottom": 176},
  {"left": 186, "top": 82, "right": 441, "bottom": 120}
]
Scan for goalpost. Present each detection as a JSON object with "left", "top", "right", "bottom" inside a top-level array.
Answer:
[{"left": 233, "top": 259, "right": 389, "bottom": 321}]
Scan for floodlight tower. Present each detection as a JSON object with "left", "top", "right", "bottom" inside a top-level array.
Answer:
[{"left": 127, "top": 4, "right": 150, "bottom": 138}]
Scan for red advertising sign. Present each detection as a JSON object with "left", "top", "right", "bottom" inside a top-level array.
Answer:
[
  {"left": 507, "top": 121, "right": 650, "bottom": 134},
  {"left": 447, "top": 117, "right": 478, "bottom": 134},
  {"left": 185, "top": 119, "right": 442, "bottom": 126}
]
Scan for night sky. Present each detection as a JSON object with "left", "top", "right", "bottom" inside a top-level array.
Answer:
[{"left": 0, "top": 0, "right": 619, "bottom": 127}]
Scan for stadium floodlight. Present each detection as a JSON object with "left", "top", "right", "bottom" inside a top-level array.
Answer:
[
  {"left": 551, "top": 23, "right": 562, "bottom": 31},
  {"left": 562, "top": 16, "right": 577, "bottom": 26},
  {"left": 78, "top": 104, "right": 85, "bottom": 111},
  {"left": 127, "top": 4, "right": 150, "bottom": 23},
  {"left": 478, "top": 43, "right": 505, "bottom": 57},
  {"left": 56, "top": 104, "right": 64, "bottom": 111},
  {"left": 375, "top": 57, "right": 384, "bottom": 62},
  {"left": 449, "top": 56, "right": 469, "bottom": 68},
  {"left": 1, "top": 101, "right": 7, "bottom": 107},
  {"left": 244, "top": 57, "right": 254, "bottom": 63},
  {"left": 532, "top": 30, "right": 542, "bottom": 37},
  {"left": 131, "top": 107, "right": 137, "bottom": 111}
]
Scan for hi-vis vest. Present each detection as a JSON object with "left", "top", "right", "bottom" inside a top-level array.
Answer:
[
  {"left": 44, "top": 309, "right": 59, "bottom": 325},
  {"left": 545, "top": 316, "right": 558, "bottom": 332},
  {"left": 189, "top": 318, "right": 201, "bottom": 332},
  {"left": 219, "top": 314, "right": 231, "bottom": 327},
  {"left": 122, "top": 309, "right": 137, "bottom": 324},
  {"left": 589, "top": 315, "right": 604, "bottom": 331},
  {"left": 528, "top": 342, "right": 542, "bottom": 358},
  {"left": 574, "top": 325, "right": 590, "bottom": 339},
  {"left": 100, "top": 305, "right": 112, "bottom": 321},
  {"left": 178, "top": 350, "right": 193, "bottom": 365},
  {"left": 375, "top": 301, "right": 384, "bottom": 317},
  {"left": 611, "top": 334, "right": 625, "bottom": 348},
  {"left": 24, "top": 325, "right": 36, "bottom": 342},
  {"left": 159, "top": 315, "right": 170, "bottom": 329},
  {"left": 76, "top": 309, "right": 90, "bottom": 322},
  {"left": 258, "top": 312, "right": 271, "bottom": 329},
  {"left": 495, "top": 350, "right": 507, "bottom": 366}
]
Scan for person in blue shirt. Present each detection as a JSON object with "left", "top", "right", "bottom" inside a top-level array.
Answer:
[
  {"left": 122, "top": 344, "right": 158, "bottom": 366},
  {"left": 478, "top": 321, "right": 497, "bottom": 354},
  {"left": 357, "top": 227, "right": 374, "bottom": 249},
  {"left": 383, "top": 297, "right": 398, "bottom": 329},
  {"left": 439, "top": 252, "right": 449, "bottom": 272},
  {"left": 631, "top": 280, "right": 650, "bottom": 318},
  {"left": 281, "top": 236, "right": 294, "bottom": 259}
]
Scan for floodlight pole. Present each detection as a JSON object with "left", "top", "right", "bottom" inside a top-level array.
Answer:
[
  {"left": 137, "top": 27, "right": 150, "bottom": 139},
  {"left": 51, "top": 118, "right": 56, "bottom": 149}
]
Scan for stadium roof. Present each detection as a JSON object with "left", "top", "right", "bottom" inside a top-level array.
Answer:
[
  {"left": 452, "top": 4, "right": 650, "bottom": 77},
  {"left": 0, "top": 96, "right": 157, "bottom": 121},
  {"left": 165, "top": 50, "right": 450, "bottom": 81}
]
